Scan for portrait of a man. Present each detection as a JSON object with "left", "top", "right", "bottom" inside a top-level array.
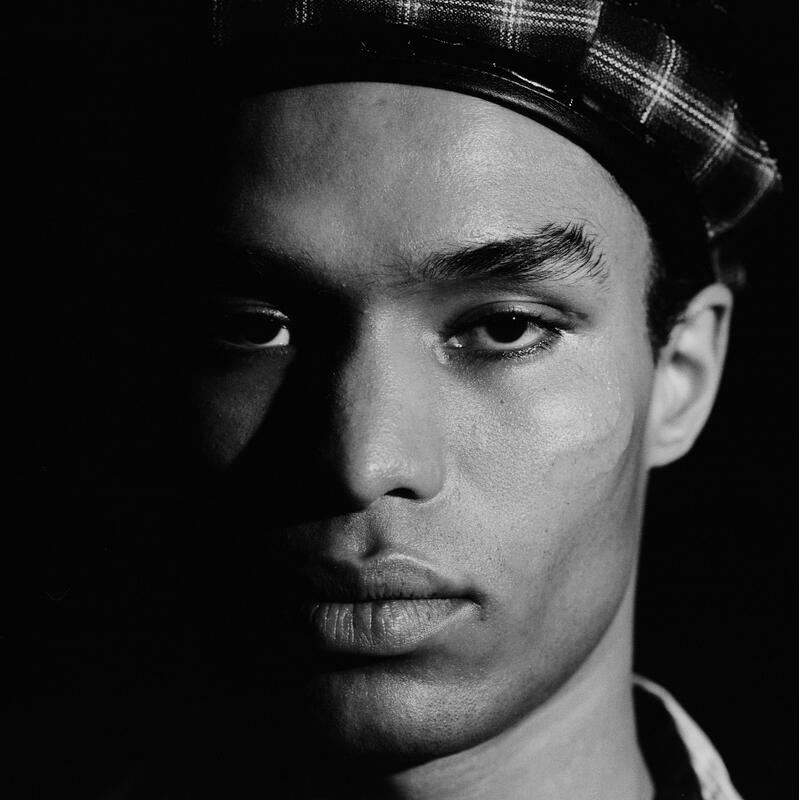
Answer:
[{"left": 20, "top": 1, "right": 792, "bottom": 799}]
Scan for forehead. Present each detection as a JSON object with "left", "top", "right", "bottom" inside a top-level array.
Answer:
[{"left": 218, "top": 82, "right": 650, "bottom": 284}]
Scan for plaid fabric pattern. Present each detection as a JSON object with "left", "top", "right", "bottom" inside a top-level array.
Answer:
[{"left": 211, "top": 0, "right": 779, "bottom": 240}]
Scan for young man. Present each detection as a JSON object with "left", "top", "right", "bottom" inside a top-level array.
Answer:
[{"left": 43, "top": 2, "right": 780, "bottom": 798}]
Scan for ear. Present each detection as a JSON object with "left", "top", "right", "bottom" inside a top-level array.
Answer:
[{"left": 645, "top": 283, "right": 733, "bottom": 468}]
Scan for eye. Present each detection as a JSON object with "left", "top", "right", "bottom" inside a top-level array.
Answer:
[
  {"left": 446, "top": 308, "right": 561, "bottom": 356},
  {"left": 203, "top": 303, "right": 291, "bottom": 351},
  {"left": 472, "top": 313, "right": 543, "bottom": 349}
]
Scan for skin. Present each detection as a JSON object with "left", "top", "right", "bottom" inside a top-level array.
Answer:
[{"left": 175, "top": 83, "right": 731, "bottom": 799}]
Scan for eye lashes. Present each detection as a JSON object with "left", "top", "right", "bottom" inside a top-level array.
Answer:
[
  {"left": 453, "top": 326, "right": 564, "bottom": 363},
  {"left": 443, "top": 306, "right": 568, "bottom": 363}
]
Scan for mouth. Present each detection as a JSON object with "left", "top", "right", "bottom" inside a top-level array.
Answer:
[{"left": 296, "top": 555, "right": 478, "bottom": 657}]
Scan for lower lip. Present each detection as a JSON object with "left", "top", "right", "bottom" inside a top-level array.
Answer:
[{"left": 306, "top": 598, "right": 472, "bottom": 656}]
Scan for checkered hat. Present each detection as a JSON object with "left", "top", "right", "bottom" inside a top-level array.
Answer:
[{"left": 208, "top": 0, "right": 780, "bottom": 248}]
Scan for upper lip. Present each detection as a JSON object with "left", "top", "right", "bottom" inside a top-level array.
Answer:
[{"left": 297, "top": 554, "right": 472, "bottom": 603}]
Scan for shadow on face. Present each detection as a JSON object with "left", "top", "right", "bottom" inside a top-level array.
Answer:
[
  {"left": 32, "top": 84, "right": 653, "bottom": 788},
  {"left": 152, "top": 82, "right": 660, "bottom": 769}
]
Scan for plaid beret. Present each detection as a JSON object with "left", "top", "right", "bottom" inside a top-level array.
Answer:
[{"left": 209, "top": 0, "right": 780, "bottom": 247}]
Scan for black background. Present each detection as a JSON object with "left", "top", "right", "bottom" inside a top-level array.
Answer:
[{"left": 11, "top": 2, "right": 796, "bottom": 798}]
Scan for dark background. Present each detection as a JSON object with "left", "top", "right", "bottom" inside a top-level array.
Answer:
[{"left": 10, "top": 2, "right": 796, "bottom": 798}]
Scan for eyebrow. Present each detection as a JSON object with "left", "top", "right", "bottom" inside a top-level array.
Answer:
[
  {"left": 416, "top": 222, "right": 608, "bottom": 290},
  {"left": 205, "top": 221, "right": 608, "bottom": 294}
]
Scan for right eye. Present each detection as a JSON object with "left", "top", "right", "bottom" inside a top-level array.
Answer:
[{"left": 204, "top": 304, "right": 291, "bottom": 351}]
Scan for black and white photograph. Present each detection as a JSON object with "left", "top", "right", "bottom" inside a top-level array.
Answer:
[{"left": 15, "top": 1, "right": 795, "bottom": 798}]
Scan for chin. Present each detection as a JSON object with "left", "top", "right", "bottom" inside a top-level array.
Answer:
[
  {"left": 285, "top": 612, "right": 624, "bottom": 772},
  {"left": 292, "top": 658, "right": 549, "bottom": 770},
  {"left": 303, "top": 671, "right": 485, "bottom": 767}
]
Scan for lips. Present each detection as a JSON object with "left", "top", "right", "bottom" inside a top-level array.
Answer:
[{"left": 295, "top": 555, "right": 477, "bottom": 656}]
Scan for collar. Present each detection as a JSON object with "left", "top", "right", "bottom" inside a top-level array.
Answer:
[{"left": 634, "top": 677, "right": 743, "bottom": 800}]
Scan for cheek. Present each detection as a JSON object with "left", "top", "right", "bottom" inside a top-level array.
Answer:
[
  {"left": 442, "top": 352, "right": 651, "bottom": 678},
  {"left": 188, "top": 363, "right": 286, "bottom": 469},
  {"left": 455, "top": 347, "right": 648, "bottom": 512},
  {"left": 537, "top": 365, "right": 637, "bottom": 491},
  {"left": 448, "top": 342, "right": 652, "bottom": 608}
]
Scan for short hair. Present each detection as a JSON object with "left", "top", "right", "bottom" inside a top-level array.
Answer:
[{"left": 644, "top": 221, "right": 747, "bottom": 354}]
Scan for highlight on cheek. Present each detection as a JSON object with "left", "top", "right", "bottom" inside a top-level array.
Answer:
[
  {"left": 530, "top": 365, "right": 638, "bottom": 489},
  {"left": 545, "top": 403, "right": 637, "bottom": 490}
]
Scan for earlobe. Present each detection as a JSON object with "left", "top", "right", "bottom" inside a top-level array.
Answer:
[{"left": 645, "top": 283, "right": 733, "bottom": 468}]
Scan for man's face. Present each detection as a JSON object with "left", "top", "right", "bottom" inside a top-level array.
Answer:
[{"left": 188, "top": 83, "right": 657, "bottom": 761}]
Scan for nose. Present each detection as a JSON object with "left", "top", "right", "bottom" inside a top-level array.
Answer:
[{"left": 320, "top": 321, "right": 446, "bottom": 510}]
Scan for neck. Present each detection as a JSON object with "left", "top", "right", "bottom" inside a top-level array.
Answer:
[{"left": 311, "top": 576, "right": 651, "bottom": 800}]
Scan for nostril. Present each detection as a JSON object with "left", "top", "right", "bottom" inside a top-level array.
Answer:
[{"left": 387, "top": 488, "right": 419, "bottom": 500}]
